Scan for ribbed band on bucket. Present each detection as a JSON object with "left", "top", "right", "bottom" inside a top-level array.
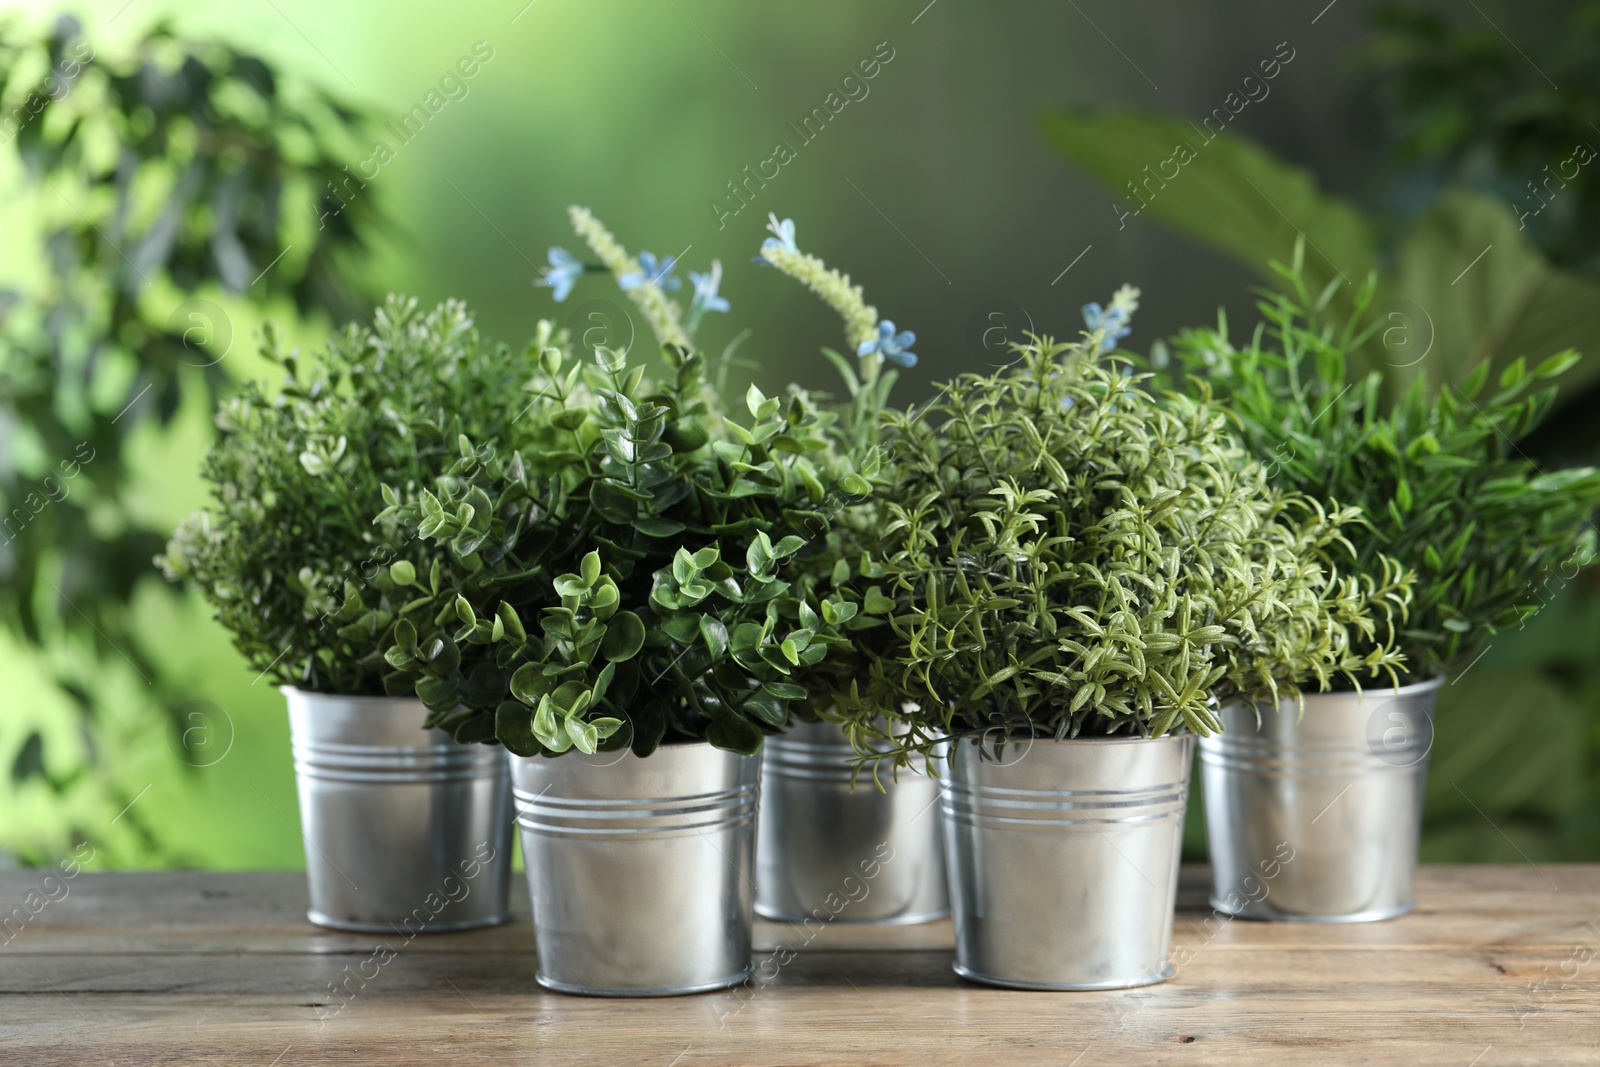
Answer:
[
  {"left": 514, "top": 781, "right": 759, "bottom": 840},
  {"left": 941, "top": 778, "right": 1189, "bottom": 829},
  {"left": 291, "top": 739, "right": 506, "bottom": 784}
]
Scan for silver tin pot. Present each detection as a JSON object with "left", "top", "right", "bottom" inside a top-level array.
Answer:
[
  {"left": 1199, "top": 675, "right": 1444, "bottom": 922},
  {"left": 283, "top": 689, "right": 513, "bottom": 932},
  {"left": 756, "top": 719, "right": 948, "bottom": 925},
  {"left": 512, "top": 742, "right": 759, "bottom": 996},
  {"left": 942, "top": 733, "right": 1193, "bottom": 990}
]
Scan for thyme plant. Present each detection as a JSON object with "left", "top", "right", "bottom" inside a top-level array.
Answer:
[
  {"left": 831, "top": 288, "right": 1412, "bottom": 768},
  {"left": 1165, "top": 248, "right": 1600, "bottom": 679},
  {"left": 159, "top": 298, "right": 560, "bottom": 695}
]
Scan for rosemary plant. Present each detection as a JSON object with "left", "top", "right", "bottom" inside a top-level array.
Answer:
[{"left": 1164, "top": 247, "right": 1600, "bottom": 680}]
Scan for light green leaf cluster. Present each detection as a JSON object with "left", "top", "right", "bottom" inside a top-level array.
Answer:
[{"left": 828, "top": 308, "right": 1413, "bottom": 768}]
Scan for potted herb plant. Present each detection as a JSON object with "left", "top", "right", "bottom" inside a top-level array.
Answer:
[
  {"left": 828, "top": 287, "right": 1411, "bottom": 988},
  {"left": 749, "top": 214, "right": 948, "bottom": 926},
  {"left": 376, "top": 208, "right": 865, "bottom": 995},
  {"left": 1165, "top": 249, "right": 1600, "bottom": 921},
  {"left": 158, "top": 298, "right": 553, "bottom": 931}
]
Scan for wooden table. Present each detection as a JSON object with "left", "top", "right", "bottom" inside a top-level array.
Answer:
[{"left": 3, "top": 866, "right": 1597, "bottom": 1065}]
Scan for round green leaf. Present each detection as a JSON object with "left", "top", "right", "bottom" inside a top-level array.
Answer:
[{"left": 601, "top": 611, "right": 647, "bottom": 662}]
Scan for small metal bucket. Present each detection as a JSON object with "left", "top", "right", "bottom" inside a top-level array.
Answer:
[
  {"left": 1199, "top": 676, "right": 1444, "bottom": 922},
  {"left": 284, "top": 688, "right": 513, "bottom": 933},
  {"left": 512, "top": 742, "right": 759, "bottom": 996},
  {"left": 756, "top": 719, "right": 948, "bottom": 925},
  {"left": 942, "top": 733, "right": 1193, "bottom": 990}
]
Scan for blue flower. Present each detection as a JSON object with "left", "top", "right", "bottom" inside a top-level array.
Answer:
[
  {"left": 857, "top": 320, "right": 917, "bottom": 368},
  {"left": 687, "top": 260, "right": 730, "bottom": 330},
  {"left": 760, "top": 213, "right": 799, "bottom": 259},
  {"left": 1081, "top": 301, "right": 1131, "bottom": 352},
  {"left": 619, "top": 251, "right": 683, "bottom": 292},
  {"left": 538, "top": 246, "right": 584, "bottom": 302}
]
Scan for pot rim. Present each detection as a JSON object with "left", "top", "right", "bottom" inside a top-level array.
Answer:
[
  {"left": 508, "top": 736, "right": 761, "bottom": 766},
  {"left": 1290, "top": 672, "right": 1446, "bottom": 703},
  {"left": 950, "top": 731, "right": 1194, "bottom": 748},
  {"left": 279, "top": 685, "right": 426, "bottom": 706}
]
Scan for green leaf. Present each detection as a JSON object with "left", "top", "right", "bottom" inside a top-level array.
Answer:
[
  {"left": 1389, "top": 192, "right": 1600, "bottom": 402},
  {"left": 590, "top": 716, "right": 625, "bottom": 740},
  {"left": 553, "top": 574, "right": 588, "bottom": 598},
  {"left": 415, "top": 673, "right": 459, "bottom": 709},
  {"left": 566, "top": 717, "right": 599, "bottom": 755},
  {"left": 510, "top": 662, "right": 548, "bottom": 706},
  {"left": 1499, "top": 356, "right": 1527, "bottom": 391},
  {"left": 707, "top": 716, "right": 764, "bottom": 755},
  {"left": 700, "top": 615, "right": 730, "bottom": 659},
  {"left": 743, "top": 692, "right": 789, "bottom": 726},
  {"left": 601, "top": 610, "right": 646, "bottom": 661},
  {"left": 424, "top": 636, "right": 460, "bottom": 675},
  {"left": 673, "top": 547, "right": 696, "bottom": 585},
  {"left": 532, "top": 696, "right": 563, "bottom": 749},
  {"left": 389, "top": 560, "right": 417, "bottom": 587},
  {"left": 580, "top": 549, "right": 602, "bottom": 588},
  {"left": 496, "top": 602, "right": 526, "bottom": 644},
  {"left": 393, "top": 618, "right": 418, "bottom": 653},
  {"left": 634, "top": 518, "right": 687, "bottom": 538},
  {"left": 495, "top": 701, "right": 540, "bottom": 756}
]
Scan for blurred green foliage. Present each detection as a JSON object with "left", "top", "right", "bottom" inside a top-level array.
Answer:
[
  {"left": 1047, "top": 4, "right": 1600, "bottom": 864},
  {"left": 1, "top": 13, "right": 376, "bottom": 866},
  {"left": 1365, "top": 2, "right": 1600, "bottom": 276}
]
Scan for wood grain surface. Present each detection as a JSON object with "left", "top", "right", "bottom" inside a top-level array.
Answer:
[{"left": 2, "top": 865, "right": 1596, "bottom": 1065}]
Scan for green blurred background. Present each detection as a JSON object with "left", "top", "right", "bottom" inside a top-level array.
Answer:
[{"left": 4, "top": 0, "right": 1598, "bottom": 869}]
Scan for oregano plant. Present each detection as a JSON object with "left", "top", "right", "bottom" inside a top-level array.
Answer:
[
  {"left": 829, "top": 288, "right": 1414, "bottom": 770},
  {"left": 374, "top": 341, "right": 859, "bottom": 757},
  {"left": 377, "top": 208, "right": 870, "bottom": 757}
]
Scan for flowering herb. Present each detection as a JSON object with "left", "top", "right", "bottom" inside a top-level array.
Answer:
[
  {"left": 761, "top": 215, "right": 799, "bottom": 256},
  {"left": 372, "top": 342, "right": 858, "bottom": 755},
  {"left": 858, "top": 320, "right": 917, "bottom": 368},
  {"left": 546, "top": 207, "right": 742, "bottom": 356},
  {"left": 539, "top": 246, "right": 586, "bottom": 302},
  {"left": 687, "top": 261, "right": 731, "bottom": 332},
  {"left": 1081, "top": 298, "right": 1132, "bottom": 352},
  {"left": 753, "top": 212, "right": 921, "bottom": 717},
  {"left": 618, "top": 250, "right": 683, "bottom": 293}
]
